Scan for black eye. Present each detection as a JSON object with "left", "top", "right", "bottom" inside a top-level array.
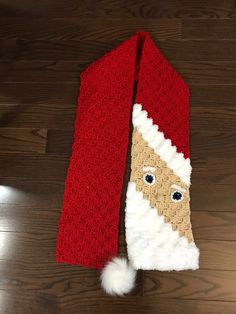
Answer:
[
  {"left": 143, "top": 173, "right": 156, "bottom": 185},
  {"left": 171, "top": 190, "right": 183, "bottom": 202}
]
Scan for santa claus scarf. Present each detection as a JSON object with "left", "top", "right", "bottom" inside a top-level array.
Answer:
[{"left": 56, "top": 31, "right": 199, "bottom": 295}]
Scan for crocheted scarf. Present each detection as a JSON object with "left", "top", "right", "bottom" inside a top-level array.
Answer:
[{"left": 56, "top": 32, "right": 199, "bottom": 286}]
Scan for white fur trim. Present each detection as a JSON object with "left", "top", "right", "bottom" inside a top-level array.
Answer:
[
  {"left": 100, "top": 257, "right": 137, "bottom": 296},
  {"left": 132, "top": 104, "right": 192, "bottom": 185},
  {"left": 125, "top": 182, "right": 199, "bottom": 271}
]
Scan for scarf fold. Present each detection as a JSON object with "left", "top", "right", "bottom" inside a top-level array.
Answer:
[{"left": 56, "top": 31, "right": 199, "bottom": 295}]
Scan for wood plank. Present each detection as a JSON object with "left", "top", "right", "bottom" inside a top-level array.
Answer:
[
  {"left": 0, "top": 250, "right": 101, "bottom": 286},
  {"left": 0, "top": 155, "right": 202, "bottom": 182},
  {"left": 1, "top": 83, "right": 235, "bottom": 107},
  {"left": 0, "top": 290, "right": 57, "bottom": 314},
  {"left": 0, "top": 231, "right": 235, "bottom": 303},
  {"left": 191, "top": 157, "right": 236, "bottom": 211},
  {"left": 2, "top": 39, "right": 236, "bottom": 61},
  {"left": 0, "top": 178, "right": 64, "bottom": 211},
  {"left": 198, "top": 240, "right": 236, "bottom": 270},
  {"left": 0, "top": 244, "right": 143, "bottom": 296},
  {"left": 0, "top": 222, "right": 236, "bottom": 270},
  {"left": 190, "top": 85, "right": 236, "bottom": 107},
  {"left": 46, "top": 129, "right": 236, "bottom": 157},
  {"left": 1, "top": 292, "right": 236, "bottom": 314},
  {"left": 0, "top": 128, "right": 47, "bottom": 153},
  {"left": 0, "top": 0, "right": 234, "bottom": 18},
  {"left": 0, "top": 104, "right": 76, "bottom": 128},
  {"left": 191, "top": 131, "right": 236, "bottom": 157},
  {"left": 192, "top": 211, "right": 236, "bottom": 240},
  {"left": 191, "top": 183, "right": 236, "bottom": 212},
  {"left": 133, "top": 147, "right": 235, "bottom": 210},
  {"left": 0, "top": 1, "right": 235, "bottom": 312},
  {"left": 0, "top": 82, "right": 78, "bottom": 105},
  {"left": 60, "top": 297, "right": 236, "bottom": 314},
  {"left": 0, "top": 155, "right": 235, "bottom": 210},
  {"left": 158, "top": 40, "right": 236, "bottom": 61},
  {"left": 207, "top": 157, "right": 236, "bottom": 185},
  {"left": 46, "top": 129, "right": 73, "bottom": 154},
  {"left": 173, "top": 61, "right": 236, "bottom": 85},
  {"left": 144, "top": 270, "right": 236, "bottom": 301},
  {"left": 120, "top": 210, "right": 236, "bottom": 239},
  {"left": 0, "top": 60, "right": 83, "bottom": 83},
  {"left": 0, "top": 231, "right": 56, "bottom": 261},
  {"left": 0, "top": 19, "right": 181, "bottom": 40},
  {"left": 0, "top": 153, "right": 70, "bottom": 180},
  {"left": 191, "top": 107, "right": 236, "bottom": 132},
  {"left": 182, "top": 19, "right": 236, "bottom": 39},
  {"left": 1, "top": 187, "right": 236, "bottom": 237},
  {"left": 2, "top": 60, "right": 236, "bottom": 85},
  {"left": 0, "top": 208, "right": 61, "bottom": 234},
  {"left": 1, "top": 203, "right": 236, "bottom": 241},
  {"left": 0, "top": 176, "right": 236, "bottom": 238},
  {"left": 1, "top": 104, "right": 235, "bottom": 132}
]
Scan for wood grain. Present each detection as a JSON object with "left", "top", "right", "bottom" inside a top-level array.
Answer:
[
  {"left": 0, "top": 1, "right": 236, "bottom": 313},
  {"left": 190, "top": 85, "right": 236, "bottom": 106},
  {"left": 1, "top": 83, "right": 235, "bottom": 107},
  {"left": 0, "top": 153, "right": 70, "bottom": 180},
  {"left": 190, "top": 107, "right": 236, "bottom": 132},
  {"left": 198, "top": 240, "right": 236, "bottom": 270},
  {"left": 0, "top": 104, "right": 76, "bottom": 128},
  {"left": 0, "top": 155, "right": 235, "bottom": 211},
  {"left": 0, "top": 168, "right": 235, "bottom": 211},
  {"left": 0, "top": 0, "right": 235, "bottom": 18},
  {"left": 207, "top": 157, "right": 236, "bottom": 185},
  {"left": 119, "top": 210, "right": 236, "bottom": 239},
  {"left": 2, "top": 39, "right": 236, "bottom": 61},
  {"left": 0, "top": 19, "right": 181, "bottom": 40},
  {"left": 191, "top": 131, "right": 236, "bottom": 157},
  {"left": 0, "top": 154, "right": 207, "bottom": 181},
  {"left": 173, "top": 61, "right": 236, "bottom": 85},
  {"left": 1, "top": 104, "right": 235, "bottom": 132},
  {"left": 192, "top": 211, "right": 236, "bottom": 240},
  {"left": 0, "top": 82, "right": 78, "bottom": 105},
  {"left": 59, "top": 297, "right": 236, "bottom": 314},
  {"left": 0, "top": 128, "right": 47, "bottom": 153},
  {"left": 46, "top": 129, "right": 236, "bottom": 157},
  {"left": 0, "top": 220, "right": 235, "bottom": 270},
  {"left": 182, "top": 19, "right": 236, "bottom": 39},
  {"left": 2, "top": 60, "right": 236, "bottom": 85},
  {"left": 1, "top": 291, "right": 236, "bottom": 314},
  {"left": 144, "top": 270, "right": 236, "bottom": 301},
  {"left": 0, "top": 178, "right": 64, "bottom": 211},
  {"left": 46, "top": 129, "right": 73, "bottom": 154}
]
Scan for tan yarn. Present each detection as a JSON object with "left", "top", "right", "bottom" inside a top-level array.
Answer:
[{"left": 130, "top": 128, "right": 193, "bottom": 242}]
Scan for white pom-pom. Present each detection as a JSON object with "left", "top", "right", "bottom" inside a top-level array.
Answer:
[{"left": 100, "top": 257, "right": 137, "bottom": 296}]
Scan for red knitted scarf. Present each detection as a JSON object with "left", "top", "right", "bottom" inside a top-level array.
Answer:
[{"left": 56, "top": 32, "right": 196, "bottom": 272}]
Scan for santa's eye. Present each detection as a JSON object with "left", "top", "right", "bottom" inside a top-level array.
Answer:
[
  {"left": 171, "top": 190, "right": 183, "bottom": 202},
  {"left": 143, "top": 173, "right": 156, "bottom": 185}
]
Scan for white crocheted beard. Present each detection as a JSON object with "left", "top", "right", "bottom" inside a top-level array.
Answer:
[{"left": 125, "top": 104, "right": 199, "bottom": 271}]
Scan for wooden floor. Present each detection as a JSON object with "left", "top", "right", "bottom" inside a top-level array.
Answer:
[{"left": 0, "top": 1, "right": 236, "bottom": 313}]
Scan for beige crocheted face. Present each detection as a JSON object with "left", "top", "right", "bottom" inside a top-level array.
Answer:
[{"left": 130, "top": 128, "right": 193, "bottom": 242}]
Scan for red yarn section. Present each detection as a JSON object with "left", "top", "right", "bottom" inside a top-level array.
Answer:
[
  {"left": 56, "top": 32, "right": 190, "bottom": 269},
  {"left": 136, "top": 32, "right": 190, "bottom": 158}
]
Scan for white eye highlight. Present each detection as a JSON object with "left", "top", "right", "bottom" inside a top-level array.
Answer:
[
  {"left": 171, "top": 190, "right": 184, "bottom": 202},
  {"left": 143, "top": 173, "right": 156, "bottom": 186}
]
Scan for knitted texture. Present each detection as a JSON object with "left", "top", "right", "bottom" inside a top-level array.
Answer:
[
  {"left": 56, "top": 32, "right": 191, "bottom": 269},
  {"left": 130, "top": 128, "right": 193, "bottom": 241}
]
